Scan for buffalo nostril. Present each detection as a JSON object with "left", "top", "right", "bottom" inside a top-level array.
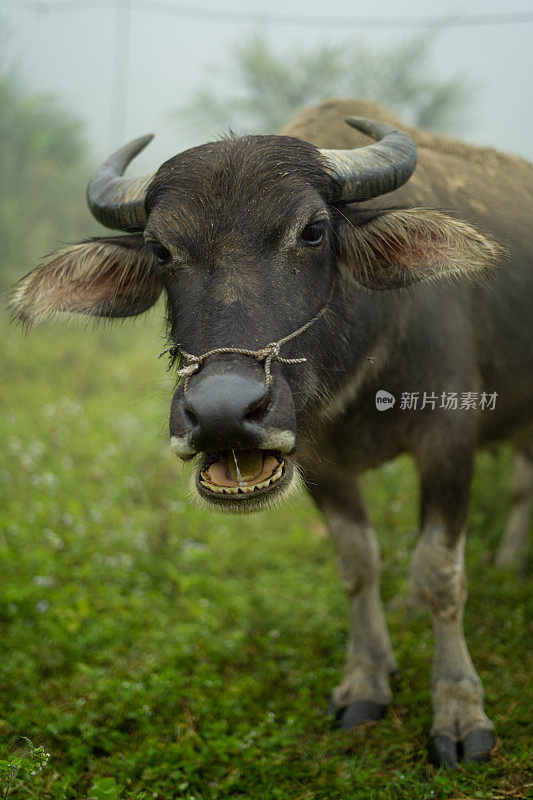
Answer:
[
  {"left": 244, "top": 394, "right": 272, "bottom": 423},
  {"left": 183, "top": 405, "right": 199, "bottom": 428}
]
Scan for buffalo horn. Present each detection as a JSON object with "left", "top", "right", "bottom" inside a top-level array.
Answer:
[
  {"left": 321, "top": 117, "right": 418, "bottom": 201},
  {"left": 86, "top": 134, "right": 155, "bottom": 230}
]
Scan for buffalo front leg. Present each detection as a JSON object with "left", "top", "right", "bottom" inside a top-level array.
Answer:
[
  {"left": 413, "top": 442, "right": 495, "bottom": 767},
  {"left": 309, "top": 465, "right": 396, "bottom": 728}
]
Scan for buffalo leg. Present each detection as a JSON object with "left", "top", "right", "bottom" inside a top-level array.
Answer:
[
  {"left": 412, "top": 444, "right": 495, "bottom": 767},
  {"left": 495, "top": 443, "right": 533, "bottom": 570},
  {"left": 309, "top": 465, "right": 396, "bottom": 728}
]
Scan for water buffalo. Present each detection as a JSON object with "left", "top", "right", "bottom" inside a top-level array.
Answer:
[{"left": 10, "top": 98, "right": 533, "bottom": 767}]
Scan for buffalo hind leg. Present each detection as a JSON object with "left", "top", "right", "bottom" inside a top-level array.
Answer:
[
  {"left": 308, "top": 464, "right": 396, "bottom": 728},
  {"left": 495, "top": 441, "right": 533, "bottom": 570},
  {"left": 413, "top": 442, "right": 495, "bottom": 767}
]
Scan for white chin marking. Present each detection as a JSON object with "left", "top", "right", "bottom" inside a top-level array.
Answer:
[
  {"left": 170, "top": 435, "right": 196, "bottom": 459},
  {"left": 258, "top": 429, "right": 295, "bottom": 452}
]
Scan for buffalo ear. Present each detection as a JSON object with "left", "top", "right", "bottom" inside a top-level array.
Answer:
[
  {"left": 336, "top": 208, "right": 503, "bottom": 290},
  {"left": 9, "top": 235, "right": 163, "bottom": 326}
]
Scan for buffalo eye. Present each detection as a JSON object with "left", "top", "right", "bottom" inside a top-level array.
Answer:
[
  {"left": 149, "top": 241, "right": 171, "bottom": 265},
  {"left": 299, "top": 222, "right": 325, "bottom": 246}
]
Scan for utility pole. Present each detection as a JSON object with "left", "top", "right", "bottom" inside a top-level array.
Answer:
[{"left": 109, "top": 0, "right": 130, "bottom": 148}]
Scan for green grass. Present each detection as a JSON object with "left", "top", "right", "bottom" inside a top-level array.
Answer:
[{"left": 0, "top": 309, "right": 531, "bottom": 800}]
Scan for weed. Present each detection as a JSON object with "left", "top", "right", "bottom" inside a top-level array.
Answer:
[{"left": 0, "top": 738, "right": 50, "bottom": 799}]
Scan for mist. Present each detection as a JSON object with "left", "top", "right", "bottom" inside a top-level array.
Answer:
[{"left": 2, "top": 0, "right": 533, "bottom": 172}]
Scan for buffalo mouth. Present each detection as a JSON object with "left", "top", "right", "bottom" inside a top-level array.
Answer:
[{"left": 195, "top": 449, "right": 293, "bottom": 510}]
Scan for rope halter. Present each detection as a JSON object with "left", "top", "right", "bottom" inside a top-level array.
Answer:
[{"left": 158, "top": 282, "right": 335, "bottom": 393}]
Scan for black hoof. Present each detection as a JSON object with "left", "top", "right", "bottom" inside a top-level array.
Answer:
[
  {"left": 328, "top": 699, "right": 387, "bottom": 730},
  {"left": 428, "top": 729, "right": 496, "bottom": 768},
  {"left": 462, "top": 729, "right": 496, "bottom": 762},
  {"left": 428, "top": 735, "right": 459, "bottom": 768}
]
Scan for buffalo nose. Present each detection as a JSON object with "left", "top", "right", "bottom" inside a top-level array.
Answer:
[{"left": 184, "top": 372, "right": 268, "bottom": 449}]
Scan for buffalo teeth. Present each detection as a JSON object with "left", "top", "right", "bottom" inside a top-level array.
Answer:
[
  {"left": 200, "top": 461, "right": 285, "bottom": 495},
  {"left": 199, "top": 483, "right": 225, "bottom": 493}
]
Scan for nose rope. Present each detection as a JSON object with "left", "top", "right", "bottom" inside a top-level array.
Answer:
[{"left": 158, "top": 282, "right": 335, "bottom": 393}]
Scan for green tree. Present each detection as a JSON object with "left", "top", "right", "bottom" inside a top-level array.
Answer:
[
  {"left": 0, "top": 64, "right": 92, "bottom": 284},
  {"left": 177, "top": 31, "right": 476, "bottom": 138}
]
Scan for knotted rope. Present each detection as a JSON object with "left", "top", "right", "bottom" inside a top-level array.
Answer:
[{"left": 159, "top": 282, "right": 335, "bottom": 393}]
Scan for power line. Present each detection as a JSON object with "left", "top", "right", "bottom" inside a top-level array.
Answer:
[{"left": 6, "top": 0, "right": 533, "bottom": 29}]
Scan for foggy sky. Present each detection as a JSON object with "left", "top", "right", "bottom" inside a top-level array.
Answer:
[{"left": 2, "top": 0, "right": 533, "bottom": 172}]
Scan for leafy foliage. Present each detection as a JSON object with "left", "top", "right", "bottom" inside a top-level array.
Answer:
[
  {"left": 177, "top": 32, "right": 476, "bottom": 138},
  {"left": 0, "top": 310, "right": 531, "bottom": 799},
  {"left": 0, "top": 67, "right": 93, "bottom": 284},
  {"left": 0, "top": 738, "right": 50, "bottom": 799}
]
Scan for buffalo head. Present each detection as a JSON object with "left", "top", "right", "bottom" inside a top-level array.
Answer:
[{"left": 10, "top": 119, "right": 499, "bottom": 511}]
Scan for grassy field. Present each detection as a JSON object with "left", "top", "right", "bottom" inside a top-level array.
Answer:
[{"left": 0, "top": 308, "right": 531, "bottom": 800}]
